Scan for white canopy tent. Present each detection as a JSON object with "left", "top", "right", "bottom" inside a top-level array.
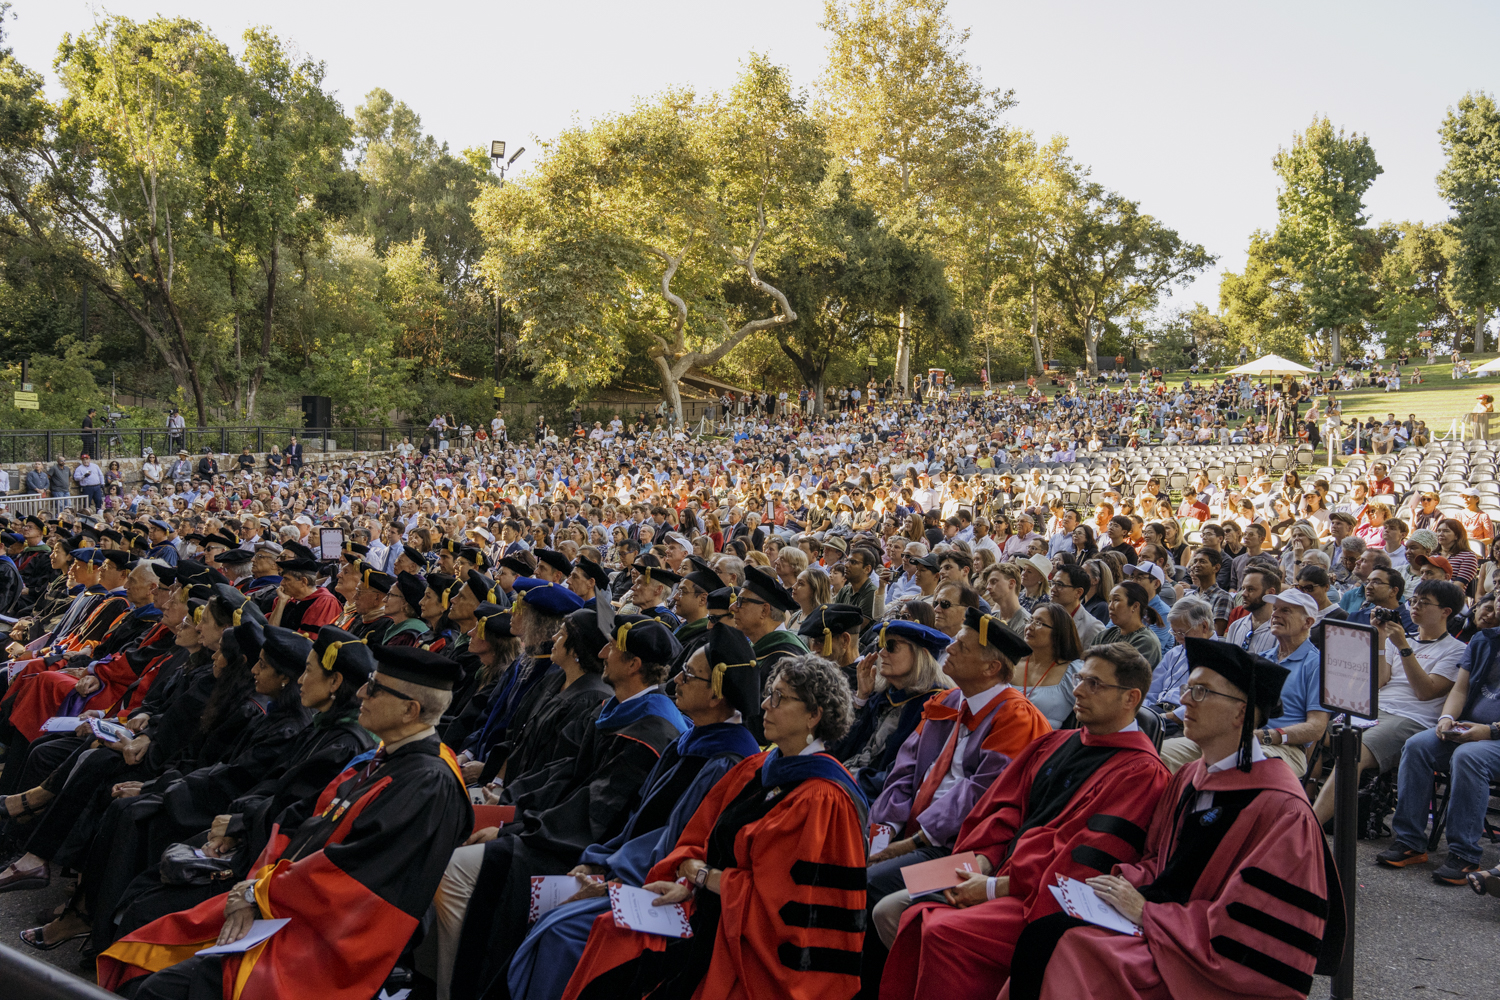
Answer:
[{"left": 1225, "top": 354, "right": 1316, "bottom": 377}]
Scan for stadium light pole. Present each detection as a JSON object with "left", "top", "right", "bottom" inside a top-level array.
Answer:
[{"left": 489, "top": 143, "right": 528, "bottom": 381}]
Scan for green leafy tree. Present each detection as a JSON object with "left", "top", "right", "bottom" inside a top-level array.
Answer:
[
  {"left": 477, "top": 56, "right": 821, "bottom": 423},
  {"left": 818, "top": 0, "right": 1012, "bottom": 387},
  {"left": 1438, "top": 91, "right": 1500, "bottom": 351},
  {"left": 1267, "top": 117, "right": 1383, "bottom": 363},
  {"left": 1044, "top": 185, "right": 1214, "bottom": 374}
]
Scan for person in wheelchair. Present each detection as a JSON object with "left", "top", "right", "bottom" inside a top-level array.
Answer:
[{"left": 1378, "top": 599, "right": 1500, "bottom": 885}]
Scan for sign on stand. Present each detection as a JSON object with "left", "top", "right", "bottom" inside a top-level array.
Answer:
[{"left": 1320, "top": 619, "right": 1378, "bottom": 1000}]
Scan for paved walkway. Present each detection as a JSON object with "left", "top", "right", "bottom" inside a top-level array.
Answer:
[{"left": 1, "top": 833, "right": 1494, "bottom": 996}]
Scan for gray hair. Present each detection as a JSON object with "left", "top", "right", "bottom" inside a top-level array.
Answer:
[
  {"left": 711, "top": 554, "right": 746, "bottom": 586},
  {"left": 1301, "top": 550, "right": 1331, "bottom": 570},
  {"left": 769, "top": 654, "right": 856, "bottom": 743},
  {"left": 412, "top": 685, "right": 452, "bottom": 726},
  {"left": 1340, "top": 535, "right": 1367, "bottom": 556},
  {"left": 1166, "top": 595, "right": 1213, "bottom": 632}
]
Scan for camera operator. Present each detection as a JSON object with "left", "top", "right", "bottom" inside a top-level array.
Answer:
[{"left": 1345, "top": 565, "right": 1413, "bottom": 632}]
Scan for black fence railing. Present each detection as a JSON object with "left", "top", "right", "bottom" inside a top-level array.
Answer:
[
  {"left": 0, "top": 426, "right": 413, "bottom": 466},
  {"left": 0, "top": 942, "right": 121, "bottom": 1000}
]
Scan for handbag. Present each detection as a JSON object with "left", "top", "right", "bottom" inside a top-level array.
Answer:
[{"left": 158, "top": 842, "right": 240, "bottom": 886}]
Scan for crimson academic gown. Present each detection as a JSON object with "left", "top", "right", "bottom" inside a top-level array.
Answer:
[
  {"left": 1001, "top": 755, "right": 1345, "bottom": 1000},
  {"left": 562, "top": 749, "right": 869, "bottom": 1000},
  {"left": 880, "top": 727, "right": 1169, "bottom": 1000},
  {"left": 6, "top": 614, "right": 171, "bottom": 741},
  {"left": 98, "top": 735, "right": 472, "bottom": 1000}
]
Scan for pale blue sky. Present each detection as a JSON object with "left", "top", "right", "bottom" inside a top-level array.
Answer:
[{"left": 9, "top": 0, "right": 1499, "bottom": 311}]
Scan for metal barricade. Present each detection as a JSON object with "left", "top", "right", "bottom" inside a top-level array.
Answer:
[
  {"left": 0, "top": 942, "right": 122, "bottom": 1000},
  {"left": 0, "top": 494, "right": 93, "bottom": 516}
]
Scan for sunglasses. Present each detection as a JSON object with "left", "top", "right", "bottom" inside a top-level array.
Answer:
[
  {"left": 361, "top": 678, "right": 417, "bottom": 704},
  {"left": 933, "top": 599, "right": 957, "bottom": 610}
]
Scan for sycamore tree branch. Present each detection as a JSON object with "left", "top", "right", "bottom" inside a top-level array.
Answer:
[{"left": 646, "top": 245, "right": 690, "bottom": 356}]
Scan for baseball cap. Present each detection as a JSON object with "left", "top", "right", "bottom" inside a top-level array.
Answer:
[
  {"left": 1124, "top": 561, "right": 1165, "bottom": 586},
  {"left": 1264, "top": 590, "right": 1319, "bottom": 617}
]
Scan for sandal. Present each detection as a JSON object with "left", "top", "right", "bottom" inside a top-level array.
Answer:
[
  {"left": 3, "top": 791, "right": 45, "bottom": 823},
  {"left": 1465, "top": 865, "right": 1500, "bottom": 896},
  {"left": 18, "top": 923, "right": 88, "bottom": 951}
]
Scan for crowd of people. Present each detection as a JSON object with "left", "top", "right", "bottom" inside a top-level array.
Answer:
[{"left": 0, "top": 373, "right": 1495, "bottom": 1000}]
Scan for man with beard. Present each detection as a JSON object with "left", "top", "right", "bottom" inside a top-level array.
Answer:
[
  {"left": 877, "top": 638, "right": 1168, "bottom": 1000},
  {"left": 1002, "top": 638, "right": 1344, "bottom": 1000}
]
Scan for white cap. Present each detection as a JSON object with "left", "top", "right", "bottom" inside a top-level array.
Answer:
[
  {"left": 1265, "top": 590, "right": 1319, "bottom": 617},
  {"left": 1124, "top": 561, "right": 1165, "bottom": 586},
  {"left": 664, "top": 532, "right": 691, "bottom": 548},
  {"left": 1459, "top": 487, "right": 1479, "bottom": 498}
]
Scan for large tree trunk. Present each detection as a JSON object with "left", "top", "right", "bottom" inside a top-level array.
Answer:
[
  {"left": 652, "top": 354, "right": 686, "bottom": 428},
  {"left": 1029, "top": 280, "right": 1044, "bottom": 373},
  {"left": 1475, "top": 315, "right": 1486, "bottom": 355},
  {"left": 247, "top": 240, "right": 279, "bottom": 422},
  {"left": 1083, "top": 316, "right": 1099, "bottom": 376},
  {"left": 894, "top": 306, "right": 911, "bottom": 393},
  {"left": 1329, "top": 325, "right": 1343, "bottom": 365}
]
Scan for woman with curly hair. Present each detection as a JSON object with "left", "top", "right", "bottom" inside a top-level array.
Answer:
[{"left": 563, "top": 653, "right": 868, "bottom": 1000}]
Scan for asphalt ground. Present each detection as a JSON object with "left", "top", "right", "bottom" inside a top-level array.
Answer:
[{"left": 1, "top": 831, "right": 1494, "bottom": 997}]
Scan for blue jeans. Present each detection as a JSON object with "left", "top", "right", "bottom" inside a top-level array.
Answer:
[{"left": 1391, "top": 727, "right": 1500, "bottom": 864}]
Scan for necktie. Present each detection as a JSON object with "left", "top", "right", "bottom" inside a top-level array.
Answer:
[
  {"left": 905, "top": 691, "right": 1010, "bottom": 836},
  {"left": 905, "top": 707, "right": 970, "bottom": 837},
  {"left": 363, "top": 747, "right": 389, "bottom": 779}
]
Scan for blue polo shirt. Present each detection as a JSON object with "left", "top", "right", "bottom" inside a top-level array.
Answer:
[{"left": 1269, "top": 638, "right": 1326, "bottom": 730}]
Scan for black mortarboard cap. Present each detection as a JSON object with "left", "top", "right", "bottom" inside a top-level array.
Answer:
[
  {"left": 797, "top": 603, "right": 866, "bottom": 656},
  {"left": 742, "top": 565, "right": 799, "bottom": 612},
  {"left": 609, "top": 614, "right": 681, "bottom": 666},
  {"left": 260, "top": 624, "right": 313, "bottom": 679},
  {"left": 962, "top": 607, "right": 1030, "bottom": 663},
  {"left": 701, "top": 625, "right": 761, "bottom": 721},
  {"left": 371, "top": 643, "right": 463, "bottom": 690},
  {"left": 313, "top": 626, "right": 374, "bottom": 685},
  {"left": 1183, "top": 636, "right": 1289, "bottom": 772}
]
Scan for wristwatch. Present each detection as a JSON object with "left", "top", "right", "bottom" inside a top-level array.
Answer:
[
  {"left": 242, "top": 884, "right": 256, "bottom": 906},
  {"left": 1397, "top": 647, "right": 1414, "bottom": 658},
  {"left": 693, "top": 865, "right": 712, "bottom": 889}
]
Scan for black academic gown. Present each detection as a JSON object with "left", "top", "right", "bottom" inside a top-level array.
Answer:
[
  {"left": 450, "top": 693, "right": 689, "bottom": 1000},
  {"left": 483, "top": 672, "right": 610, "bottom": 785}
]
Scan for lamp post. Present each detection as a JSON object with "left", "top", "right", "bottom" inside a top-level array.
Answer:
[{"left": 489, "top": 141, "right": 527, "bottom": 381}]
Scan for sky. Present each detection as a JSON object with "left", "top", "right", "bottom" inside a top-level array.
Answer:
[{"left": 8, "top": 0, "right": 1499, "bottom": 312}]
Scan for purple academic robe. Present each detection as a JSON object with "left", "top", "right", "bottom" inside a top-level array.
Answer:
[{"left": 870, "top": 686, "right": 1051, "bottom": 846}]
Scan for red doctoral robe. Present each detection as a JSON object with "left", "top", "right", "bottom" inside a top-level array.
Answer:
[
  {"left": 6, "top": 620, "right": 175, "bottom": 741},
  {"left": 1000, "top": 755, "right": 1344, "bottom": 1000},
  {"left": 562, "top": 750, "right": 868, "bottom": 1000},
  {"left": 881, "top": 727, "right": 1169, "bottom": 1000},
  {"left": 98, "top": 736, "right": 472, "bottom": 1000}
]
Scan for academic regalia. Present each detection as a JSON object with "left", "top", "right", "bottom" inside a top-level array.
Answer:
[
  {"left": 485, "top": 672, "right": 610, "bottom": 785},
  {"left": 378, "top": 616, "right": 432, "bottom": 647},
  {"left": 276, "top": 586, "right": 341, "bottom": 639},
  {"left": 449, "top": 689, "right": 688, "bottom": 1000},
  {"left": 671, "top": 617, "right": 711, "bottom": 670},
  {"left": 641, "top": 604, "right": 683, "bottom": 629},
  {"left": 0, "top": 550, "right": 23, "bottom": 614},
  {"left": 15, "top": 544, "right": 56, "bottom": 606},
  {"left": 478, "top": 722, "right": 761, "bottom": 1000},
  {"left": 830, "top": 683, "right": 948, "bottom": 780},
  {"left": 86, "top": 707, "right": 378, "bottom": 955},
  {"left": 148, "top": 542, "right": 180, "bottom": 566},
  {"left": 880, "top": 727, "right": 1170, "bottom": 1000},
  {"left": 751, "top": 628, "right": 808, "bottom": 690},
  {"left": 561, "top": 749, "right": 869, "bottom": 1000},
  {"left": 870, "top": 686, "right": 1051, "bottom": 848},
  {"left": 1001, "top": 754, "right": 1344, "bottom": 1000},
  {"left": 5, "top": 610, "right": 171, "bottom": 741},
  {"left": 25, "top": 576, "right": 79, "bottom": 638},
  {"left": 348, "top": 613, "right": 393, "bottom": 641},
  {"left": 99, "top": 734, "right": 473, "bottom": 1000}
]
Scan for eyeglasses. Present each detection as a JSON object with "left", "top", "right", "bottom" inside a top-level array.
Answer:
[
  {"left": 362, "top": 678, "right": 417, "bottom": 705},
  {"left": 671, "top": 667, "right": 711, "bottom": 686},
  {"left": 764, "top": 688, "right": 805, "bottom": 709},
  {"left": 732, "top": 595, "right": 769, "bottom": 609},
  {"left": 1025, "top": 618, "right": 1052, "bottom": 630},
  {"left": 1295, "top": 583, "right": 1318, "bottom": 593},
  {"left": 933, "top": 599, "right": 958, "bottom": 610},
  {"left": 1178, "top": 683, "right": 1247, "bottom": 705}
]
